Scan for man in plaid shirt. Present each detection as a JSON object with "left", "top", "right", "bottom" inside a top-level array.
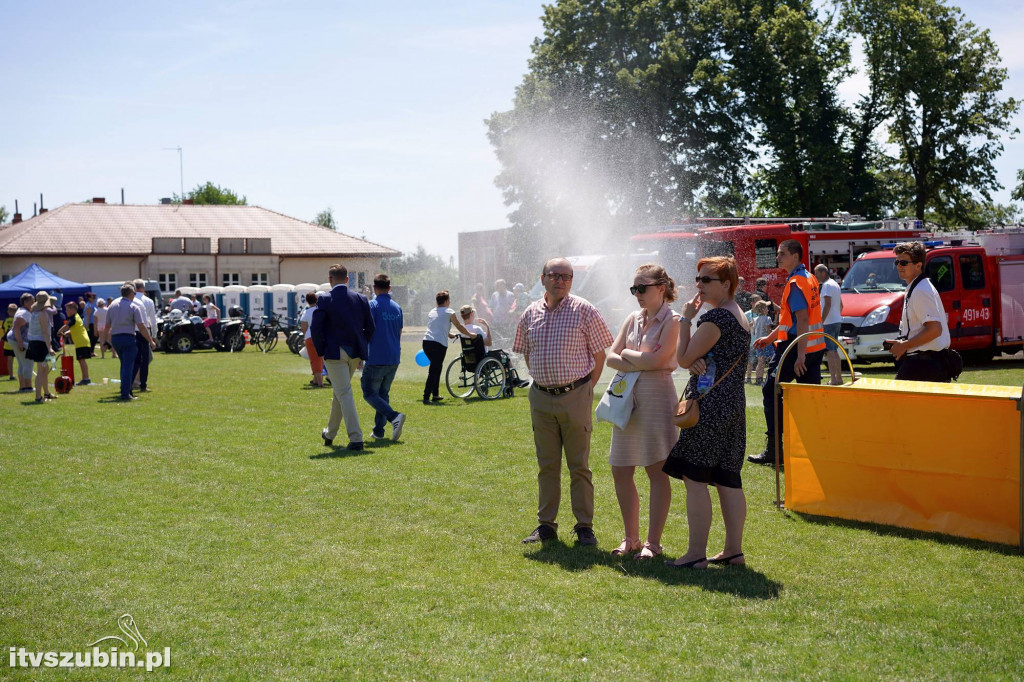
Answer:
[{"left": 514, "top": 258, "right": 613, "bottom": 546}]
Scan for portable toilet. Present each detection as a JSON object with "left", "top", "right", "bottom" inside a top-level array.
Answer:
[
  {"left": 223, "top": 285, "right": 248, "bottom": 319},
  {"left": 294, "top": 283, "right": 318, "bottom": 315},
  {"left": 316, "top": 282, "right": 331, "bottom": 293},
  {"left": 270, "top": 283, "right": 296, "bottom": 324},
  {"left": 247, "top": 285, "right": 271, "bottom": 322},
  {"left": 199, "top": 285, "right": 225, "bottom": 313}
]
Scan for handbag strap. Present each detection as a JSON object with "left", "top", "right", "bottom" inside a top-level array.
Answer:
[{"left": 676, "top": 352, "right": 745, "bottom": 407}]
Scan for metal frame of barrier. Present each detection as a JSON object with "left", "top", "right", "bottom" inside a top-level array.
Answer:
[{"left": 770, "top": 331, "right": 856, "bottom": 509}]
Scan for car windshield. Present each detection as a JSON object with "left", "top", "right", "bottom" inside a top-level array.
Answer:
[{"left": 841, "top": 258, "right": 906, "bottom": 293}]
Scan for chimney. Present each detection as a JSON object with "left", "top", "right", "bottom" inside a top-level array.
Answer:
[
  {"left": 182, "top": 199, "right": 194, "bottom": 205},
  {"left": 39, "top": 208, "right": 48, "bottom": 214},
  {"left": 12, "top": 213, "right": 21, "bottom": 224},
  {"left": 160, "top": 198, "right": 172, "bottom": 205},
  {"left": 92, "top": 197, "right": 106, "bottom": 204}
]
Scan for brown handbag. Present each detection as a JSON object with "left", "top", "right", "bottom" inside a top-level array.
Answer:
[{"left": 673, "top": 353, "right": 745, "bottom": 429}]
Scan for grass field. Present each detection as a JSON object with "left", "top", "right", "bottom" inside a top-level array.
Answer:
[{"left": 1, "top": 344, "right": 1023, "bottom": 679}]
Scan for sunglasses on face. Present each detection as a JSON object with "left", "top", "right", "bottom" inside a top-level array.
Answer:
[
  {"left": 545, "top": 273, "right": 573, "bottom": 282},
  {"left": 893, "top": 259, "right": 916, "bottom": 267},
  {"left": 695, "top": 276, "right": 722, "bottom": 284},
  {"left": 629, "top": 283, "right": 659, "bottom": 295}
]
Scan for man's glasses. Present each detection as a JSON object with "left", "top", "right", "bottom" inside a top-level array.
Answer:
[
  {"left": 629, "top": 283, "right": 659, "bottom": 295},
  {"left": 695, "top": 276, "right": 722, "bottom": 284},
  {"left": 893, "top": 259, "right": 915, "bottom": 267},
  {"left": 545, "top": 273, "right": 573, "bottom": 282}
]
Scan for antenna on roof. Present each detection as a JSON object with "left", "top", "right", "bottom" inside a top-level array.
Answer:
[{"left": 163, "top": 146, "right": 184, "bottom": 199}]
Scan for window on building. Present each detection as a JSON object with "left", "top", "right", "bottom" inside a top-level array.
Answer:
[
  {"left": 222, "top": 272, "right": 241, "bottom": 287},
  {"left": 158, "top": 273, "right": 177, "bottom": 293},
  {"left": 251, "top": 272, "right": 269, "bottom": 286},
  {"left": 189, "top": 272, "right": 208, "bottom": 288}
]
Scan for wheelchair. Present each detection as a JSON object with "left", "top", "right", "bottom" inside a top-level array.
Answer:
[{"left": 445, "top": 335, "right": 525, "bottom": 400}]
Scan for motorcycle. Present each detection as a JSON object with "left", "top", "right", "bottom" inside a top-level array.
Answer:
[{"left": 158, "top": 308, "right": 245, "bottom": 353}]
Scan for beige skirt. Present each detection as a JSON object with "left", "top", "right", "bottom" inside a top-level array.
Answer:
[{"left": 608, "top": 369, "right": 679, "bottom": 467}]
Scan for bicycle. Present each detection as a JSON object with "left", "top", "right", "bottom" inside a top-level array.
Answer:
[{"left": 253, "top": 313, "right": 288, "bottom": 353}]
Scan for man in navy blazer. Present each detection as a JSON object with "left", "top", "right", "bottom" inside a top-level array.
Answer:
[{"left": 311, "top": 264, "right": 375, "bottom": 450}]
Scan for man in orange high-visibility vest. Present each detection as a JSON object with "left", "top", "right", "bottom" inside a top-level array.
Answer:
[{"left": 748, "top": 239, "right": 826, "bottom": 467}]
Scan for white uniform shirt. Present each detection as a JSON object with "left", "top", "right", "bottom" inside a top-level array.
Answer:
[
  {"left": 899, "top": 276, "right": 950, "bottom": 353},
  {"left": 819, "top": 277, "right": 843, "bottom": 325}
]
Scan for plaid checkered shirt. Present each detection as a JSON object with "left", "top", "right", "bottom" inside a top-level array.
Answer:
[{"left": 513, "top": 294, "right": 613, "bottom": 388}]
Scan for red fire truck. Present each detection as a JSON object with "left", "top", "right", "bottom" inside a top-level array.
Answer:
[
  {"left": 630, "top": 221, "right": 928, "bottom": 305},
  {"left": 839, "top": 229, "right": 1024, "bottom": 362}
]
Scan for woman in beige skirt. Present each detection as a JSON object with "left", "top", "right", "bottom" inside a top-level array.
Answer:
[{"left": 604, "top": 264, "right": 680, "bottom": 559}]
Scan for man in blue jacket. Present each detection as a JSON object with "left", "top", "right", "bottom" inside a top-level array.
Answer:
[
  {"left": 311, "top": 264, "right": 375, "bottom": 451},
  {"left": 362, "top": 273, "right": 406, "bottom": 442}
]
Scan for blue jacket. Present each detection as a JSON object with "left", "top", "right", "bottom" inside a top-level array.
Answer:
[
  {"left": 311, "top": 284, "right": 375, "bottom": 361},
  {"left": 367, "top": 293, "right": 403, "bottom": 365}
]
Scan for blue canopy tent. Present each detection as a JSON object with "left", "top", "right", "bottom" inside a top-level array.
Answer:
[{"left": 0, "top": 263, "right": 91, "bottom": 313}]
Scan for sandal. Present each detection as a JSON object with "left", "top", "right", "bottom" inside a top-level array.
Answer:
[
  {"left": 44, "top": 393, "right": 58, "bottom": 400},
  {"left": 664, "top": 556, "right": 707, "bottom": 569},
  {"left": 708, "top": 552, "right": 745, "bottom": 566},
  {"left": 35, "top": 396, "right": 50, "bottom": 403},
  {"left": 611, "top": 537, "right": 642, "bottom": 556},
  {"left": 634, "top": 541, "right": 663, "bottom": 560}
]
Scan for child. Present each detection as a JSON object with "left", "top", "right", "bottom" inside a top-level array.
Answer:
[{"left": 749, "top": 300, "right": 775, "bottom": 385}]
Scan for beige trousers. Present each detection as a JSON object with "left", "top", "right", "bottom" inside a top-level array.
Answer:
[
  {"left": 529, "top": 382, "right": 595, "bottom": 530},
  {"left": 324, "top": 349, "right": 363, "bottom": 444}
]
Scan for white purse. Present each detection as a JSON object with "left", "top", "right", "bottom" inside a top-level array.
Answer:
[{"left": 594, "top": 315, "right": 642, "bottom": 430}]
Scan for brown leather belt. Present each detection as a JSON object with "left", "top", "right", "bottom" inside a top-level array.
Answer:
[{"left": 533, "top": 373, "right": 591, "bottom": 395}]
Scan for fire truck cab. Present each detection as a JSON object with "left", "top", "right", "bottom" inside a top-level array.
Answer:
[{"left": 839, "top": 230, "right": 1024, "bottom": 362}]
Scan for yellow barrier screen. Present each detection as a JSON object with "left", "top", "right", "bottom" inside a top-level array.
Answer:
[{"left": 782, "top": 378, "right": 1022, "bottom": 546}]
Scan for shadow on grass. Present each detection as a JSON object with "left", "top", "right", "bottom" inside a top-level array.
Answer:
[
  {"left": 308, "top": 439, "right": 402, "bottom": 460},
  {"left": 790, "top": 510, "right": 1024, "bottom": 557},
  {"left": 524, "top": 542, "right": 783, "bottom": 599}
]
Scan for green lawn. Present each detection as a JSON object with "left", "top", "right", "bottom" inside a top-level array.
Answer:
[{"left": 1, "top": 345, "right": 1022, "bottom": 679}]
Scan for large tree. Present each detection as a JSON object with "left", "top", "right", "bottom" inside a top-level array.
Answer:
[
  {"left": 844, "top": 0, "right": 1019, "bottom": 225},
  {"left": 0, "top": 205, "right": 8, "bottom": 224},
  {"left": 718, "top": 0, "right": 854, "bottom": 216},
  {"left": 173, "top": 181, "right": 247, "bottom": 205},
  {"left": 487, "top": 0, "right": 751, "bottom": 267}
]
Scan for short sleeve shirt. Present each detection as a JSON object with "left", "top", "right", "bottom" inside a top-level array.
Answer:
[
  {"left": 785, "top": 267, "right": 809, "bottom": 314},
  {"left": 107, "top": 297, "right": 145, "bottom": 335},
  {"left": 67, "top": 313, "right": 90, "bottom": 347},
  {"left": 819, "top": 277, "right": 843, "bottom": 325},
  {"left": 424, "top": 307, "right": 456, "bottom": 344},
  {"left": 513, "top": 294, "right": 613, "bottom": 387},
  {"left": 900, "top": 277, "right": 950, "bottom": 352}
]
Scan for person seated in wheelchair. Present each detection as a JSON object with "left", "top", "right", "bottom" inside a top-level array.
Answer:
[{"left": 458, "top": 305, "right": 529, "bottom": 387}]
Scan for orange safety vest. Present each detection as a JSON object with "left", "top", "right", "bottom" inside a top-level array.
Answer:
[{"left": 776, "top": 268, "right": 826, "bottom": 353}]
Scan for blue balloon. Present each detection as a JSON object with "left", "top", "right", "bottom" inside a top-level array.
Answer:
[{"left": 415, "top": 349, "right": 430, "bottom": 367}]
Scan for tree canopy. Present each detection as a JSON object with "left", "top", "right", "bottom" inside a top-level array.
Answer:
[
  {"left": 173, "top": 182, "right": 247, "bottom": 205},
  {"left": 488, "top": 0, "right": 1019, "bottom": 259},
  {"left": 313, "top": 208, "right": 337, "bottom": 230}
]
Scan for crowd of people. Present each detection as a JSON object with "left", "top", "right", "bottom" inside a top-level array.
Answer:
[
  {"left": 1, "top": 279, "right": 159, "bottom": 402},
  {"left": 2, "top": 242, "right": 956, "bottom": 566}
]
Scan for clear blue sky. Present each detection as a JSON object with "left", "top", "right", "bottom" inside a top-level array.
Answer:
[{"left": 2, "top": 1, "right": 1022, "bottom": 263}]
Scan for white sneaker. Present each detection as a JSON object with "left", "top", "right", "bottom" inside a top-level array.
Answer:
[{"left": 391, "top": 413, "right": 406, "bottom": 441}]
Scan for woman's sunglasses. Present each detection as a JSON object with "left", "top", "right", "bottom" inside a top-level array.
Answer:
[
  {"left": 629, "top": 282, "right": 664, "bottom": 295},
  {"left": 695, "top": 276, "right": 722, "bottom": 284}
]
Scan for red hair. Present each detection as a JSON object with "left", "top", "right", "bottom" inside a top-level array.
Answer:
[{"left": 696, "top": 256, "right": 739, "bottom": 297}]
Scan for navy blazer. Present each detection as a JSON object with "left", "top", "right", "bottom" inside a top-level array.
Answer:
[{"left": 310, "top": 284, "right": 375, "bottom": 361}]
